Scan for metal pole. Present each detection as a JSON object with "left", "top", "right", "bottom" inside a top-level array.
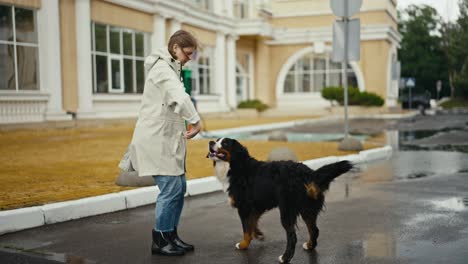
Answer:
[
  {"left": 409, "top": 86, "right": 412, "bottom": 109},
  {"left": 342, "top": 0, "right": 349, "bottom": 138}
]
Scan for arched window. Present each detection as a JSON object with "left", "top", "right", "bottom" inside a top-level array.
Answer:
[{"left": 284, "top": 54, "right": 357, "bottom": 93}]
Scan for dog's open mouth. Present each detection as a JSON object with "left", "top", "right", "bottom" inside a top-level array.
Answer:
[{"left": 208, "top": 147, "right": 227, "bottom": 160}]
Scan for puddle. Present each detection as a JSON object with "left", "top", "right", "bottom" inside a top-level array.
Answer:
[
  {"left": 399, "top": 130, "right": 440, "bottom": 141},
  {"left": 0, "top": 245, "right": 96, "bottom": 263},
  {"left": 430, "top": 197, "right": 468, "bottom": 212},
  {"left": 406, "top": 172, "right": 432, "bottom": 179}
]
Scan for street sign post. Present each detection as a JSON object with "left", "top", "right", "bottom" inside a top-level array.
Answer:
[
  {"left": 436, "top": 80, "right": 442, "bottom": 99},
  {"left": 331, "top": 0, "right": 363, "bottom": 151},
  {"left": 406, "top": 78, "right": 415, "bottom": 109}
]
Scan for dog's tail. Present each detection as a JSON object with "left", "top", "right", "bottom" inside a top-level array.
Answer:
[{"left": 305, "top": 160, "right": 353, "bottom": 199}]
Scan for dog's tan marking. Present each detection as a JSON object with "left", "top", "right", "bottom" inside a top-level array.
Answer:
[
  {"left": 229, "top": 195, "right": 235, "bottom": 207},
  {"left": 218, "top": 149, "right": 231, "bottom": 162},
  {"left": 305, "top": 183, "right": 321, "bottom": 199},
  {"left": 237, "top": 233, "right": 252, "bottom": 250}
]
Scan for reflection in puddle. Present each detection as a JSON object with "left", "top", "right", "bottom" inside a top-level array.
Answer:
[
  {"left": 0, "top": 246, "right": 96, "bottom": 264},
  {"left": 359, "top": 151, "right": 468, "bottom": 182},
  {"left": 46, "top": 252, "right": 96, "bottom": 264},
  {"left": 363, "top": 233, "right": 397, "bottom": 258},
  {"left": 430, "top": 197, "right": 468, "bottom": 212}
]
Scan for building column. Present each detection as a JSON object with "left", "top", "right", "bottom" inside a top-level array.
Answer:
[
  {"left": 37, "top": 0, "right": 71, "bottom": 121},
  {"left": 169, "top": 17, "right": 182, "bottom": 36},
  {"left": 225, "top": 0, "right": 233, "bottom": 17},
  {"left": 226, "top": 34, "right": 238, "bottom": 109},
  {"left": 255, "top": 37, "right": 272, "bottom": 105},
  {"left": 213, "top": 0, "right": 223, "bottom": 15},
  {"left": 152, "top": 14, "right": 167, "bottom": 52},
  {"left": 215, "top": 32, "right": 227, "bottom": 110},
  {"left": 248, "top": 0, "right": 256, "bottom": 18},
  {"left": 75, "top": 0, "right": 94, "bottom": 118}
]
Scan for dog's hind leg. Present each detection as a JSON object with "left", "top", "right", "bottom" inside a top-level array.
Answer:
[
  {"left": 278, "top": 209, "right": 297, "bottom": 263},
  {"left": 252, "top": 213, "right": 265, "bottom": 241},
  {"left": 300, "top": 209, "right": 319, "bottom": 251}
]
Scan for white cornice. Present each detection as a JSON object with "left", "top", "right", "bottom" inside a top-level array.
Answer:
[
  {"left": 236, "top": 19, "right": 274, "bottom": 37},
  {"left": 272, "top": 8, "right": 398, "bottom": 25},
  {"left": 266, "top": 24, "right": 401, "bottom": 45}
]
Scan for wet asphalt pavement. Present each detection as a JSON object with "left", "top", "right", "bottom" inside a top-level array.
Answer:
[{"left": 1, "top": 113, "right": 468, "bottom": 264}]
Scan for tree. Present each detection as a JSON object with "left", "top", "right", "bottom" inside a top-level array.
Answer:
[
  {"left": 441, "top": 0, "right": 468, "bottom": 98},
  {"left": 398, "top": 5, "right": 449, "bottom": 98}
]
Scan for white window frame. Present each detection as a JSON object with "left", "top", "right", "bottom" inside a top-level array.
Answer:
[
  {"left": 0, "top": 4, "right": 39, "bottom": 92},
  {"left": 186, "top": 0, "right": 213, "bottom": 12},
  {"left": 91, "top": 22, "right": 149, "bottom": 94},
  {"left": 284, "top": 53, "right": 355, "bottom": 94},
  {"left": 233, "top": 0, "right": 249, "bottom": 19},
  {"left": 191, "top": 47, "right": 214, "bottom": 95},
  {"left": 108, "top": 54, "right": 124, "bottom": 93}
]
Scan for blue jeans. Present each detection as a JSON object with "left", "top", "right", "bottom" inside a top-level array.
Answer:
[{"left": 153, "top": 174, "right": 187, "bottom": 232}]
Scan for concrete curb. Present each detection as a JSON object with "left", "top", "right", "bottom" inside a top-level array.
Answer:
[{"left": 0, "top": 145, "right": 392, "bottom": 235}]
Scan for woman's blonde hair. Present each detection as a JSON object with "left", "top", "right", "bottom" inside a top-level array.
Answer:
[{"left": 168, "top": 30, "right": 198, "bottom": 58}]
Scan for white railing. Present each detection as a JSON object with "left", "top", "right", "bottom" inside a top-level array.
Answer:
[{"left": 0, "top": 94, "right": 49, "bottom": 124}]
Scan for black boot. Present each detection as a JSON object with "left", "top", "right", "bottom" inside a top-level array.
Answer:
[
  {"left": 151, "top": 230, "right": 185, "bottom": 256},
  {"left": 173, "top": 227, "right": 194, "bottom": 252}
]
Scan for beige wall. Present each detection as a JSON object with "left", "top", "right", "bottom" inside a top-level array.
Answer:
[
  {"left": 59, "top": 0, "right": 78, "bottom": 112},
  {"left": 91, "top": 0, "right": 152, "bottom": 32},
  {"left": 237, "top": 37, "right": 256, "bottom": 53},
  {"left": 359, "top": 40, "right": 391, "bottom": 99},
  {"left": 271, "top": 11, "right": 396, "bottom": 29},
  {"left": 165, "top": 20, "right": 171, "bottom": 43},
  {"left": 182, "top": 24, "right": 216, "bottom": 47},
  {"left": 255, "top": 37, "right": 275, "bottom": 106},
  {"left": 0, "top": 0, "right": 40, "bottom": 8},
  {"left": 271, "top": 0, "right": 396, "bottom": 18}
]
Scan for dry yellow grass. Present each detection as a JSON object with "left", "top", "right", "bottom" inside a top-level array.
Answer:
[{"left": 0, "top": 116, "right": 382, "bottom": 210}]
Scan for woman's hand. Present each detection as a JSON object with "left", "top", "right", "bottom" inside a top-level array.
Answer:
[{"left": 185, "top": 121, "right": 201, "bottom": 139}]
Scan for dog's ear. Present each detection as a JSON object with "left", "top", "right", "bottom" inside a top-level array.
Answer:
[{"left": 230, "top": 140, "right": 249, "bottom": 165}]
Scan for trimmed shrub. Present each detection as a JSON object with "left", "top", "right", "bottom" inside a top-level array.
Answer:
[
  {"left": 321, "top": 86, "right": 384, "bottom": 106},
  {"left": 237, "top": 99, "right": 269, "bottom": 112}
]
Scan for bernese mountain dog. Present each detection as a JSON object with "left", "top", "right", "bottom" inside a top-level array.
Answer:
[{"left": 207, "top": 137, "right": 353, "bottom": 263}]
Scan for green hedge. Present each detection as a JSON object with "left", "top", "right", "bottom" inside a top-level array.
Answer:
[
  {"left": 321, "top": 86, "right": 384, "bottom": 106},
  {"left": 237, "top": 99, "right": 269, "bottom": 112}
]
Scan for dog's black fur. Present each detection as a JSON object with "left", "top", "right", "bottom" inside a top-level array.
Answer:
[{"left": 207, "top": 138, "right": 353, "bottom": 263}]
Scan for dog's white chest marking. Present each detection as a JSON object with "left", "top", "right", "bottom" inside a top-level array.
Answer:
[{"left": 214, "top": 160, "right": 230, "bottom": 192}]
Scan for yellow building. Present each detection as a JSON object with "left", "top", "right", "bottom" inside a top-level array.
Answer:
[{"left": 0, "top": 0, "right": 400, "bottom": 123}]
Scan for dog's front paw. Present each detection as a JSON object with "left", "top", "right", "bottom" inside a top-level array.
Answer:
[
  {"left": 235, "top": 242, "right": 249, "bottom": 250},
  {"left": 302, "top": 241, "right": 316, "bottom": 250},
  {"left": 278, "top": 255, "right": 285, "bottom": 263}
]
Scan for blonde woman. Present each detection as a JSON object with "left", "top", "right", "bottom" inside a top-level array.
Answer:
[{"left": 130, "top": 30, "right": 201, "bottom": 256}]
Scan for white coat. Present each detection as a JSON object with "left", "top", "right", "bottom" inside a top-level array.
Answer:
[{"left": 129, "top": 49, "right": 200, "bottom": 177}]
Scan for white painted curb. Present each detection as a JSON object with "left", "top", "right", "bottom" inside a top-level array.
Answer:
[
  {"left": 0, "top": 206, "right": 44, "bottom": 235},
  {"left": 120, "top": 186, "right": 159, "bottom": 209},
  {"left": 187, "top": 176, "right": 223, "bottom": 196},
  {"left": 42, "top": 193, "right": 127, "bottom": 224},
  {"left": 0, "top": 145, "right": 393, "bottom": 235},
  {"left": 303, "top": 156, "right": 340, "bottom": 170}
]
